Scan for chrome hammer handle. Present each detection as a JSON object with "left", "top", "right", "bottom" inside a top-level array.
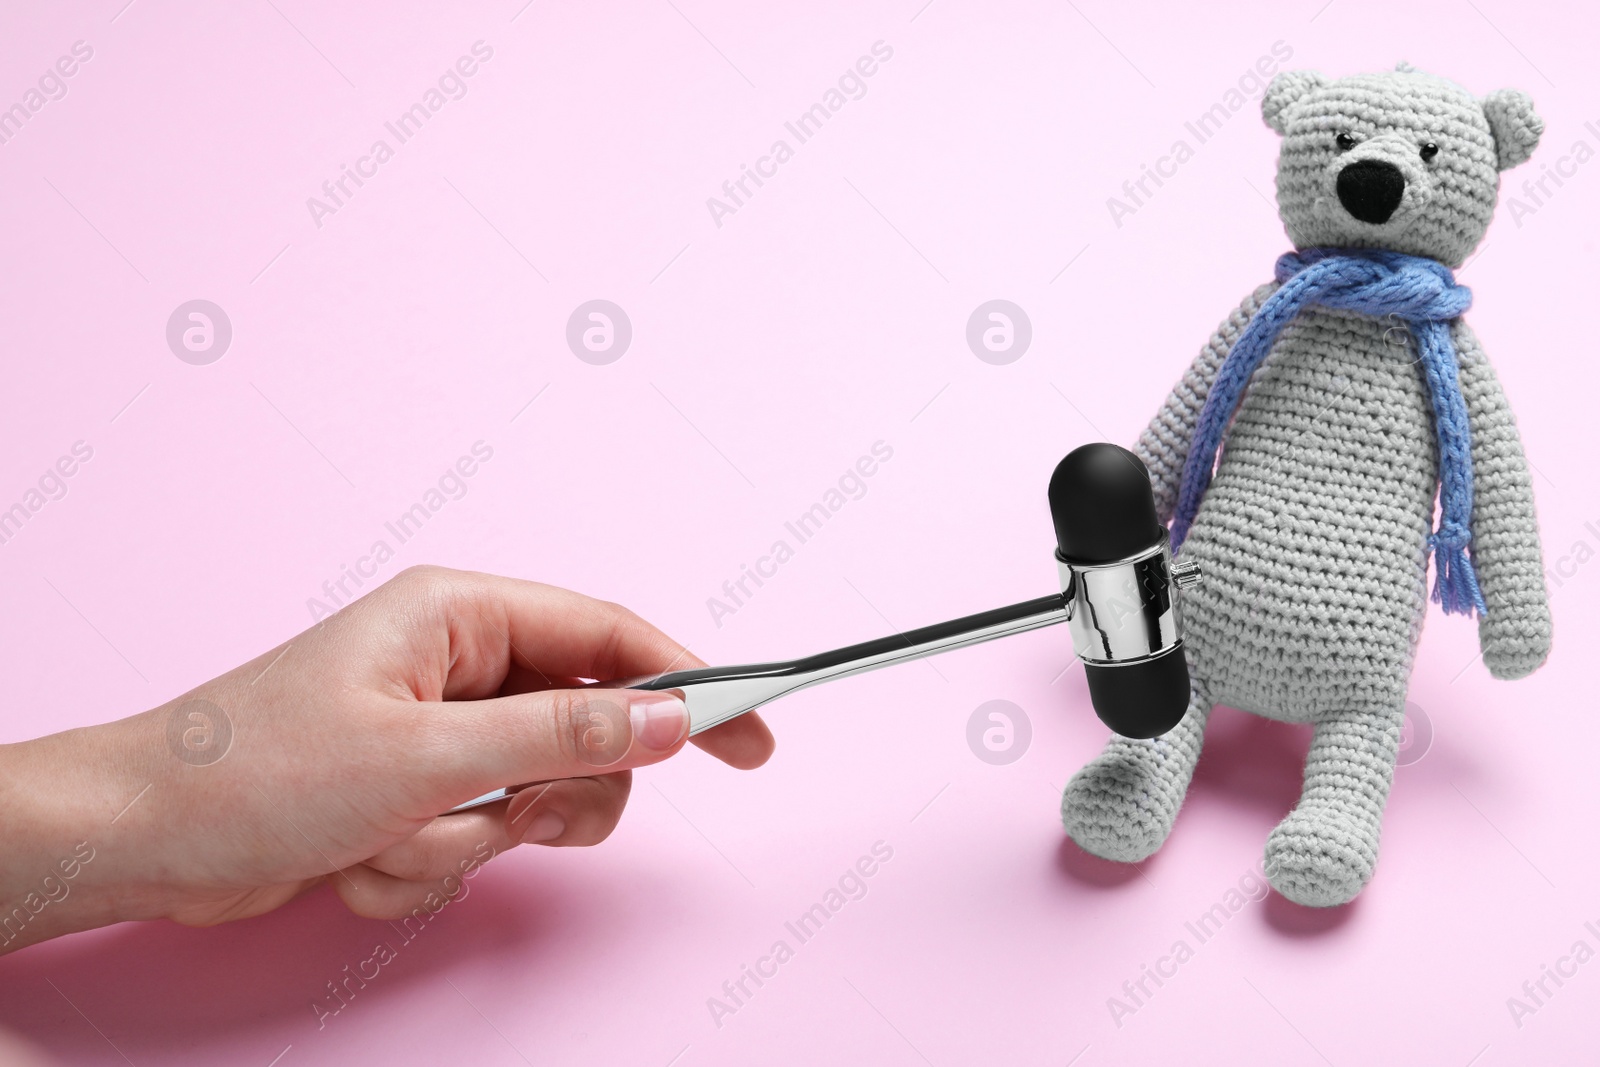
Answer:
[
  {"left": 446, "top": 591, "right": 1074, "bottom": 813},
  {"left": 627, "top": 592, "right": 1073, "bottom": 736}
]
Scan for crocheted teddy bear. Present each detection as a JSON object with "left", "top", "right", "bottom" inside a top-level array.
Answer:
[{"left": 1060, "top": 64, "right": 1553, "bottom": 907}]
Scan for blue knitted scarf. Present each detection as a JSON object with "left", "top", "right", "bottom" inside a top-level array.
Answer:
[{"left": 1171, "top": 247, "right": 1487, "bottom": 617}]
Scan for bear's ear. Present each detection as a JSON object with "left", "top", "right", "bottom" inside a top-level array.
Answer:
[
  {"left": 1482, "top": 88, "right": 1543, "bottom": 170},
  {"left": 1262, "top": 70, "right": 1325, "bottom": 134}
]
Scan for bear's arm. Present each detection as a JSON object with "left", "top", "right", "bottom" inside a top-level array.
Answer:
[
  {"left": 1134, "top": 282, "right": 1278, "bottom": 523},
  {"left": 1453, "top": 320, "right": 1553, "bottom": 679}
]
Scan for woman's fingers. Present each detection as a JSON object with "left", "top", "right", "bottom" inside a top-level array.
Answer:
[
  {"left": 504, "top": 772, "right": 631, "bottom": 847},
  {"left": 363, "top": 772, "right": 633, "bottom": 883},
  {"left": 361, "top": 568, "right": 775, "bottom": 813},
  {"left": 690, "top": 712, "right": 776, "bottom": 769},
  {"left": 333, "top": 861, "right": 489, "bottom": 922},
  {"left": 499, "top": 672, "right": 776, "bottom": 771},
  {"left": 413, "top": 685, "right": 687, "bottom": 808},
  {"left": 361, "top": 804, "right": 517, "bottom": 881},
  {"left": 380, "top": 567, "right": 704, "bottom": 700}
]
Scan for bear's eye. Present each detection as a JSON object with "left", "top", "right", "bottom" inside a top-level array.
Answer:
[
  {"left": 1420, "top": 141, "right": 1439, "bottom": 162},
  {"left": 1335, "top": 132, "right": 1358, "bottom": 151}
]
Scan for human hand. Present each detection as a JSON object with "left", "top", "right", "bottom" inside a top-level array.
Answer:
[{"left": 0, "top": 567, "right": 773, "bottom": 952}]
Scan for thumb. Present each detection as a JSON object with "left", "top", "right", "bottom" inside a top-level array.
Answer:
[{"left": 421, "top": 688, "right": 689, "bottom": 805}]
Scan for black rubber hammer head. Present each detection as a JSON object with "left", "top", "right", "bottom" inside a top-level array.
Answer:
[{"left": 1048, "top": 443, "right": 1192, "bottom": 739}]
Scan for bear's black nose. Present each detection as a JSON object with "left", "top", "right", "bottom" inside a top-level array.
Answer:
[{"left": 1336, "top": 159, "right": 1405, "bottom": 224}]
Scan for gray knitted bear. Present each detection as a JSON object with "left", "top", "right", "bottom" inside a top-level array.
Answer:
[{"left": 1060, "top": 64, "right": 1552, "bottom": 907}]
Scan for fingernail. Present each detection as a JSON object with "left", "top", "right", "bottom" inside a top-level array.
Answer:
[
  {"left": 629, "top": 692, "right": 688, "bottom": 751},
  {"left": 520, "top": 810, "right": 565, "bottom": 844}
]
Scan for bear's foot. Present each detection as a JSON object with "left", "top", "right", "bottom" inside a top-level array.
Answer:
[
  {"left": 1263, "top": 805, "right": 1379, "bottom": 907},
  {"left": 1262, "top": 703, "right": 1404, "bottom": 907},
  {"left": 1061, "top": 698, "right": 1209, "bottom": 863}
]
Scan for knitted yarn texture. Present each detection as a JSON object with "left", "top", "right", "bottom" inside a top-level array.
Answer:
[{"left": 1171, "top": 247, "right": 1486, "bottom": 616}]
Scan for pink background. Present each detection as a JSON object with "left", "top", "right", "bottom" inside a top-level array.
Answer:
[{"left": 1, "top": 0, "right": 1596, "bottom": 1063}]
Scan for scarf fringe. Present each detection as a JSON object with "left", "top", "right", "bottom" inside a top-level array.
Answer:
[{"left": 1432, "top": 536, "right": 1489, "bottom": 617}]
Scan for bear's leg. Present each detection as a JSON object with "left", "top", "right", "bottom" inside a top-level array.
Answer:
[
  {"left": 1060, "top": 685, "right": 1210, "bottom": 862},
  {"left": 1264, "top": 701, "right": 1404, "bottom": 907}
]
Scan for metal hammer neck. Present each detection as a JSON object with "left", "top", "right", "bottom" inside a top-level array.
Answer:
[{"left": 624, "top": 592, "right": 1073, "bottom": 735}]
